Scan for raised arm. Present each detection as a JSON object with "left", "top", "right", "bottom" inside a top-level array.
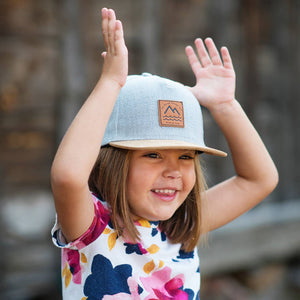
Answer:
[
  {"left": 185, "top": 38, "right": 278, "bottom": 232},
  {"left": 51, "top": 8, "right": 128, "bottom": 242}
]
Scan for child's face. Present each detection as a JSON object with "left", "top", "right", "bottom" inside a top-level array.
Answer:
[{"left": 126, "top": 149, "right": 196, "bottom": 222}]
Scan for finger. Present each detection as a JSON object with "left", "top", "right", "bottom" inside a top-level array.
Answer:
[
  {"left": 114, "top": 20, "right": 127, "bottom": 55},
  {"left": 115, "top": 20, "right": 123, "bottom": 40},
  {"left": 108, "top": 9, "right": 116, "bottom": 54},
  {"left": 185, "top": 45, "right": 202, "bottom": 75},
  {"left": 204, "top": 38, "right": 223, "bottom": 66},
  {"left": 101, "top": 51, "right": 107, "bottom": 59},
  {"left": 221, "top": 47, "right": 234, "bottom": 70},
  {"left": 101, "top": 8, "right": 109, "bottom": 50},
  {"left": 195, "top": 38, "right": 212, "bottom": 67}
]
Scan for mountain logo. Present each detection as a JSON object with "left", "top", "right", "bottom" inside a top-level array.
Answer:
[{"left": 158, "top": 100, "right": 184, "bottom": 128}]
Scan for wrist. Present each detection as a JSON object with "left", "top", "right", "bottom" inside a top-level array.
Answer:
[
  {"left": 207, "top": 98, "right": 239, "bottom": 116},
  {"left": 98, "top": 75, "right": 125, "bottom": 91}
]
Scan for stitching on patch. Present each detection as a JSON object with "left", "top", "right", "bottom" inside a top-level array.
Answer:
[{"left": 158, "top": 100, "right": 184, "bottom": 128}]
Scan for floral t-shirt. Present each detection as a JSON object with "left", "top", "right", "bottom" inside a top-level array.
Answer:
[{"left": 52, "top": 194, "right": 200, "bottom": 300}]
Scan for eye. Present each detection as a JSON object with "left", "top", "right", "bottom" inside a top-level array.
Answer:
[
  {"left": 179, "top": 155, "right": 194, "bottom": 160},
  {"left": 179, "top": 152, "right": 196, "bottom": 160},
  {"left": 144, "top": 152, "right": 161, "bottom": 159}
]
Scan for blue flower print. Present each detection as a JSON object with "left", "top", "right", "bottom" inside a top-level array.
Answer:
[
  {"left": 124, "top": 243, "right": 148, "bottom": 255},
  {"left": 172, "top": 249, "right": 194, "bottom": 263},
  {"left": 161, "top": 231, "right": 167, "bottom": 241},
  {"left": 151, "top": 227, "right": 159, "bottom": 237},
  {"left": 177, "top": 249, "right": 194, "bottom": 260},
  {"left": 84, "top": 254, "right": 135, "bottom": 298},
  {"left": 181, "top": 287, "right": 195, "bottom": 300}
]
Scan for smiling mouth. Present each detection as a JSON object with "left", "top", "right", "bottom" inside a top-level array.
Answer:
[
  {"left": 151, "top": 189, "right": 177, "bottom": 202},
  {"left": 153, "top": 189, "right": 176, "bottom": 195}
]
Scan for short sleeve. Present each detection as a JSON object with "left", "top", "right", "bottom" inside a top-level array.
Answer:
[{"left": 51, "top": 194, "right": 111, "bottom": 250}]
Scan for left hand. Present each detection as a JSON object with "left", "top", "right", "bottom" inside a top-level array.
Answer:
[{"left": 185, "top": 38, "right": 236, "bottom": 110}]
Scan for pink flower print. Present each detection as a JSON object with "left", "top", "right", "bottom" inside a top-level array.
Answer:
[
  {"left": 62, "top": 249, "right": 89, "bottom": 289},
  {"left": 60, "top": 196, "right": 110, "bottom": 289},
  {"left": 164, "top": 277, "right": 189, "bottom": 299},
  {"left": 141, "top": 266, "right": 188, "bottom": 300},
  {"left": 102, "top": 277, "right": 141, "bottom": 300},
  {"left": 72, "top": 197, "right": 110, "bottom": 250},
  {"left": 62, "top": 249, "right": 82, "bottom": 288}
]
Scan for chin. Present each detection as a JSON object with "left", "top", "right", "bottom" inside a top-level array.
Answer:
[
  {"left": 151, "top": 211, "right": 176, "bottom": 222},
  {"left": 132, "top": 206, "right": 178, "bottom": 222}
]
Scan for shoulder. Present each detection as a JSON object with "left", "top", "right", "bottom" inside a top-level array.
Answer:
[{"left": 52, "top": 193, "right": 111, "bottom": 250}]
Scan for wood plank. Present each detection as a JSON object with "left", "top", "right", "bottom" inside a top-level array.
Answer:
[{"left": 199, "top": 201, "right": 300, "bottom": 275}]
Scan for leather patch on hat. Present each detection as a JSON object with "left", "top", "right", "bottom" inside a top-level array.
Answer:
[{"left": 158, "top": 100, "right": 184, "bottom": 128}]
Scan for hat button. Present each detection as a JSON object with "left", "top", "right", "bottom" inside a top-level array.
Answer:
[{"left": 142, "top": 72, "right": 152, "bottom": 77}]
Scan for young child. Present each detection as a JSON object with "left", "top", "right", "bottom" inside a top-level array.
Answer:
[{"left": 51, "top": 8, "right": 278, "bottom": 300}]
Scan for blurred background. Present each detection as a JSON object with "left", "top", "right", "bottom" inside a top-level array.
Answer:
[{"left": 0, "top": 0, "right": 299, "bottom": 299}]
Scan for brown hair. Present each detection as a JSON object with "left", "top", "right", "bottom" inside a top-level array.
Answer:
[{"left": 89, "top": 146, "right": 207, "bottom": 252}]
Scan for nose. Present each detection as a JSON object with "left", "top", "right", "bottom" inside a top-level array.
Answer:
[{"left": 162, "top": 158, "right": 182, "bottom": 179}]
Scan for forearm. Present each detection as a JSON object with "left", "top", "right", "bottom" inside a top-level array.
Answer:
[
  {"left": 202, "top": 99, "right": 278, "bottom": 231},
  {"left": 51, "top": 77, "right": 122, "bottom": 185},
  {"left": 50, "top": 8, "right": 128, "bottom": 242},
  {"left": 209, "top": 99, "right": 278, "bottom": 190},
  {"left": 186, "top": 37, "right": 278, "bottom": 231}
]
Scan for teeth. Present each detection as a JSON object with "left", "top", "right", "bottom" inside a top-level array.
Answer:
[{"left": 154, "top": 189, "right": 176, "bottom": 194}]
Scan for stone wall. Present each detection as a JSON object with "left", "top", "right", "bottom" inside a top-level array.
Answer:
[{"left": 0, "top": 0, "right": 299, "bottom": 299}]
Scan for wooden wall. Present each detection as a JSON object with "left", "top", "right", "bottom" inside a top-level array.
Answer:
[
  {"left": 1, "top": 0, "right": 299, "bottom": 199},
  {"left": 0, "top": 0, "right": 299, "bottom": 298}
]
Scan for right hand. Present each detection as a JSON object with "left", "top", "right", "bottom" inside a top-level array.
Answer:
[
  {"left": 101, "top": 8, "right": 128, "bottom": 87},
  {"left": 185, "top": 38, "right": 236, "bottom": 111}
]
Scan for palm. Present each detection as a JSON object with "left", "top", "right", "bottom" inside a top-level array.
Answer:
[
  {"left": 101, "top": 8, "right": 128, "bottom": 87},
  {"left": 186, "top": 38, "right": 236, "bottom": 109}
]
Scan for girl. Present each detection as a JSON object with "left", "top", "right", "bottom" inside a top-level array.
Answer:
[{"left": 51, "top": 8, "right": 278, "bottom": 300}]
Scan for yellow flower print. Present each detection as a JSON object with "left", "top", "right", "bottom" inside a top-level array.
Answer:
[
  {"left": 147, "top": 244, "right": 160, "bottom": 254},
  {"left": 103, "top": 227, "right": 118, "bottom": 251},
  {"left": 81, "top": 253, "right": 87, "bottom": 263},
  {"left": 108, "top": 231, "right": 118, "bottom": 251},
  {"left": 159, "top": 260, "right": 164, "bottom": 268},
  {"left": 62, "top": 262, "right": 72, "bottom": 288},
  {"left": 143, "top": 259, "right": 165, "bottom": 275},
  {"left": 137, "top": 219, "right": 151, "bottom": 228},
  {"left": 143, "top": 260, "right": 155, "bottom": 274},
  {"left": 103, "top": 228, "right": 111, "bottom": 234}
]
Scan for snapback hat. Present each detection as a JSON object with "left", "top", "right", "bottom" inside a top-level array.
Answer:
[{"left": 102, "top": 73, "right": 227, "bottom": 157}]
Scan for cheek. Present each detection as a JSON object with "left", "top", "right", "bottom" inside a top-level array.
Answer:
[
  {"left": 184, "top": 167, "right": 196, "bottom": 192},
  {"left": 126, "top": 166, "right": 151, "bottom": 199}
]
